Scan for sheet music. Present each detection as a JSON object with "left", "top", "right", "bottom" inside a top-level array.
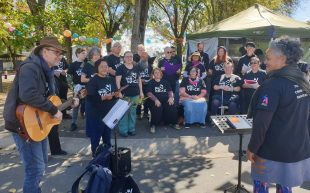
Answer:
[{"left": 102, "top": 99, "right": 130, "bottom": 129}]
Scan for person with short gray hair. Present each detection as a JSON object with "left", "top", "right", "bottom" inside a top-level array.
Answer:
[{"left": 247, "top": 36, "right": 310, "bottom": 193}]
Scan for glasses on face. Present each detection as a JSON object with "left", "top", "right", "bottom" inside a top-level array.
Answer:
[
  {"left": 166, "top": 51, "right": 172, "bottom": 54},
  {"left": 250, "top": 62, "right": 258, "bottom": 64},
  {"left": 46, "top": 48, "right": 63, "bottom": 56},
  {"left": 125, "top": 55, "right": 133, "bottom": 58}
]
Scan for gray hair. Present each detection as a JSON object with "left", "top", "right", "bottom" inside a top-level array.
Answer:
[
  {"left": 268, "top": 36, "right": 303, "bottom": 65},
  {"left": 87, "top": 46, "right": 101, "bottom": 60}
]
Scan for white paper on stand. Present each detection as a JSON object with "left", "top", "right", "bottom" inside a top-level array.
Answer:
[{"left": 102, "top": 99, "right": 131, "bottom": 129}]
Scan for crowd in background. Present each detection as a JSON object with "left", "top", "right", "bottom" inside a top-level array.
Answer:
[{"left": 53, "top": 41, "right": 309, "bottom": 157}]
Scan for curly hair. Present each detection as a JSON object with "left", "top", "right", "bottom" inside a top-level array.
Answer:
[{"left": 269, "top": 36, "right": 303, "bottom": 66}]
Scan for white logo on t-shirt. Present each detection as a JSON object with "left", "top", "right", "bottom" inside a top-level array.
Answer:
[
  {"left": 155, "top": 84, "right": 166, "bottom": 93},
  {"left": 98, "top": 84, "right": 112, "bottom": 96}
]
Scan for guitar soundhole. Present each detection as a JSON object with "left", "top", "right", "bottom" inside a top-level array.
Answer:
[{"left": 35, "top": 111, "right": 44, "bottom": 131}]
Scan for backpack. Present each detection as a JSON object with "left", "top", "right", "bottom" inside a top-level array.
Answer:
[
  {"left": 71, "top": 164, "right": 112, "bottom": 193},
  {"left": 110, "top": 175, "right": 140, "bottom": 193}
]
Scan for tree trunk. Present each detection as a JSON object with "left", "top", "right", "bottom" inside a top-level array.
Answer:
[
  {"left": 64, "top": 22, "right": 72, "bottom": 64},
  {"left": 131, "top": 0, "right": 149, "bottom": 53}
]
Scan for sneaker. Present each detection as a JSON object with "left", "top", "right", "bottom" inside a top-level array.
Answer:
[
  {"left": 171, "top": 124, "right": 181, "bottom": 130},
  {"left": 70, "top": 123, "right": 78, "bottom": 131},
  {"left": 199, "top": 123, "right": 206, "bottom": 128},
  {"left": 184, "top": 123, "right": 190, "bottom": 129},
  {"left": 128, "top": 131, "right": 136, "bottom": 136},
  {"left": 150, "top": 125, "right": 156, "bottom": 133}
]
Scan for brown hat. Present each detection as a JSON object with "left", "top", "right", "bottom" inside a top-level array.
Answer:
[
  {"left": 33, "top": 36, "right": 65, "bottom": 55},
  {"left": 189, "top": 51, "right": 201, "bottom": 61}
]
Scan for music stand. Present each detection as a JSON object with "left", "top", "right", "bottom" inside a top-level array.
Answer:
[
  {"left": 211, "top": 115, "right": 252, "bottom": 193},
  {"left": 102, "top": 99, "right": 132, "bottom": 176}
]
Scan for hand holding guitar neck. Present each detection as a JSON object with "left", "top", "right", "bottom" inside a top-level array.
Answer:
[{"left": 114, "top": 85, "right": 129, "bottom": 98}]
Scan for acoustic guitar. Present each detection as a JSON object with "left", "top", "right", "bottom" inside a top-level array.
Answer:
[{"left": 16, "top": 90, "right": 85, "bottom": 142}]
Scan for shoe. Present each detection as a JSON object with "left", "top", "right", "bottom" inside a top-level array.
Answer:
[
  {"left": 63, "top": 114, "right": 72, "bottom": 119},
  {"left": 150, "top": 125, "right": 156, "bottom": 133},
  {"left": 199, "top": 123, "right": 206, "bottom": 128},
  {"left": 119, "top": 133, "right": 128, "bottom": 137},
  {"left": 128, "top": 131, "right": 136, "bottom": 136},
  {"left": 184, "top": 123, "right": 190, "bottom": 129},
  {"left": 51, "top": 150, "right": 67, "bottom": 156},
  {"left": 170, "top": 124, "right": 181, "bottom": 130},
  {"left": 70, "top": 123, "right": 78, "bottom": 131}
]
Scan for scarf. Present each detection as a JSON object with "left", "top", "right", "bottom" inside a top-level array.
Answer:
[{"left": 247, "top": 64, "right": 310, "bottom": 118}]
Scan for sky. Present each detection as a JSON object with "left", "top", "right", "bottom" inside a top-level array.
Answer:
[{"left": 291, "top": 0, "right": 310, "bottom": 22}]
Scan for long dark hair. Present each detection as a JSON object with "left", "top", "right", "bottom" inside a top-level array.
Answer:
[{"left": 214, "top": 46, "right": 228, "bottom": 64}]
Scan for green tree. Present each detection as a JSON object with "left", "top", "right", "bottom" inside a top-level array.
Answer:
[
  {"left": 76, "top": 0, "right": 133, "bottom": 52},
  {"left": 152, "top": 0, "right": 205, "bottom": 56}
]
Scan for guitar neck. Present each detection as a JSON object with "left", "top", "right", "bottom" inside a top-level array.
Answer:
[{"left": 58, "top": 97, "right": 73, "bottom": 111}]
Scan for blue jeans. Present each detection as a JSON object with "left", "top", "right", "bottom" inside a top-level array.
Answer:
[
  {"left": 118, "top": 96, "right": 138, "bottom": 135},
  {"left": 12, "top": 133, "right": 48, "bottom": 193}
]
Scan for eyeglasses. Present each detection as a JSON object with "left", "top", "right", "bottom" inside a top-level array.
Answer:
[
  {"left": 46, "top": 48, "right": 63, "bottom": 56},
  {"left": 166, "top": 52, "right": 172, "bottom": 54},
  {"left": 250, "top": 62, "right": 259, "bottom": 64},
  {"left": 124, "top": 55, "right": 133, "bottom": 58}
]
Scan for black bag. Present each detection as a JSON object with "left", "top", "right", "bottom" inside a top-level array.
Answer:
[
  {"left": 90, "top": 144, "right": 112, "bottom": 168},
  {"left": 71, "top": 164, "right": 112, "bottom": 193},
  {"left": 110, "top": 147, "right": 131, "bottom": 177},
  {"left": 110, "top": 175, "right": 140, "bottom": 193}
]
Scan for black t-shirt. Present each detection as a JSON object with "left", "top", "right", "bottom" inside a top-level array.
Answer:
[
  {"left": 81, "top": 62, "right": 96, "bottom": 79},
  {"left": 213, "top": 74, "right": 242, "bottom": 97},
  {"left": 180, "top": 78, "right": 206, "bottom": 96},
  {"left": 236, "top": 54, "right": 256, "bottom": 76},
  {"left": 86, "top": 75, "right": 117, "bottom": 118},
  {"left": 116, "top": 64, "right": 140, "bottom": 97},
  {"left": 184, "top": 62, "right": 206, "bottom": 78},
  {"left": 53, "top": 58, "right": 68, "bottom": 82},
  {"left": 107, "top": 54, "right": 121, "bottom": 72},
  {"left": 251, "top": 78, "right": 310, "bottom": 162},
  {"left": 137, "top": 61, "right": 153, "bottom": 81},
  {"left": 209, "top": 59, "right": 225, "bottom": 85},
  {"left": 146, "top": 79, "right": 172, "bottom": 101},
  {"left": 68, "top": 61, "right": 84, "bottom": 84},
  {"left": 243, "top": 70, "right": 266, "bottom": 97}
]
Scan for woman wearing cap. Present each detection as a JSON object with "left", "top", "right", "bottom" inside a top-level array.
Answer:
[
  {"left": 179, "top": 67, "right": 208, "bottom": 128},
  {"left": 183, "top": 52, "right": 207, "bottom": 80},
  {"left": 236, "top": 42, "right": 257, "bottom": 77},
  {"left": 147, "top": 68, "right": 178, "bottom": 133},
  {"left": 210, "top": 61, "right": 242, "bottom": 115},
  {"left": 241, "top": 57, "right": 266, "bottom": 114},
  {"left": 247, "top": 36, "right": 310, "bottom": 193}
]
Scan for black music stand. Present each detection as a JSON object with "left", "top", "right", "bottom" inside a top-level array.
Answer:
[
  {"left": 102, "top": 99, "right": 132, "bottom": 176},
  {"left": 211, "top": 115, "right": 252, "bottom": 193}
]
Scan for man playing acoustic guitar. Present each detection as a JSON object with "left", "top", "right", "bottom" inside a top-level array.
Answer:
[{"left": 3, "top": 36, "right": 79, "bottom": 193}]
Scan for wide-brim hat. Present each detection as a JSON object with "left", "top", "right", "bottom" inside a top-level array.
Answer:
[
  {"left": 190, "top": 51, "right": 201, "bottom": 61},
  {"left": 33, "top": 36, "right": 66, "bottom": 55}
]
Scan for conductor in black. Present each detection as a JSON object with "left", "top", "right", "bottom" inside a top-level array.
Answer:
[{"left": 247, "top": 36, "right": 310, "bottom": 192}]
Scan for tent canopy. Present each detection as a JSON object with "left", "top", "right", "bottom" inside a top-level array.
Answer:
[{"left": 188, "top": 4, "right": 310, "bottom": 39}]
